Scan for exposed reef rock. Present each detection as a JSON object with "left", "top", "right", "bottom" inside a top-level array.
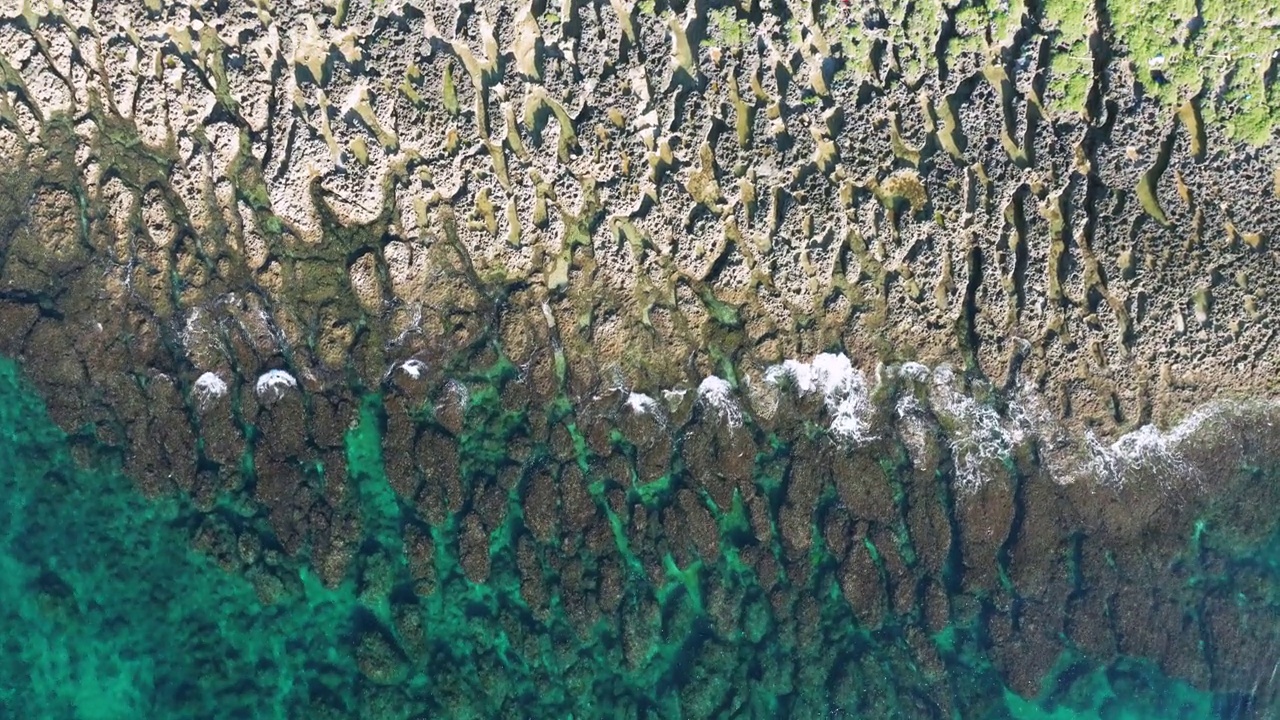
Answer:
[
  {"left": 2, "top": 0, "right": 1280, "bottom": 716},
  {"left": 1, "top": 0, "right": 1278, "bottom": 447}
]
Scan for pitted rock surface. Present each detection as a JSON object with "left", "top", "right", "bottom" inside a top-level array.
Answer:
[{"left": 3, "top": 0, "right": 1280, "bottom": 715}]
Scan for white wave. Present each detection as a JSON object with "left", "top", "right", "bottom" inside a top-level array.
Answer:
[
  {"left": 1075, "top": 404, "right": 1226, "bottom": 487},
  {"left": 888, "top": 363, "right": 1045, "bottom": 493},
  {"left": 192, "top": 371, "right": 227, "bottom": 410},
  {"left": 180, "top": 306, "right": 221, "bottom": 363},
  {"left": 1005, "top": 390, "right": 1054, "bottom": 449},
  {"left": 180, "top": 307, "right": 204, "bottom": 351},
  {"left": 194, "top": 371, "right": 227, "bottom": 397},
  {"left": 765, "top": 353, "right": 872, "bottom": 443},
  {"left": 924, "top": 366, "right": 1016, "bottom": 493},
  {"left": 894, "top": 390, "right": 931, "bottom": 465},
  {"left": 697, "top": 376, "right": 742, "bottom": 428},
  {"left": 896, "top": 361, "right": 931, "bottom": 383},
  {"left": 399, "top": 359, "right": 427, "bottom": 379},
  {"left": 626, "top": 392, "right": 659, "bottom": 415},
  {"left": 254, "top": 369, "right": 298, "bottom": 401},
  {"left": 573, "top": 355, "right": 1278, "bottom": 494},
  {"left": 444, "top": 378, "right": 469, "bottom": 407}
]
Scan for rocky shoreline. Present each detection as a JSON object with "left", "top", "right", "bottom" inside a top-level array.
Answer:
[{"left": 3, "top": 0, "right": 1280, "bottom": 714}]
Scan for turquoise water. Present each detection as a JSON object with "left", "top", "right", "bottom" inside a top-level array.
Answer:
[{"left": 0, "top": 356, "right": 1271, "bottom": 718}]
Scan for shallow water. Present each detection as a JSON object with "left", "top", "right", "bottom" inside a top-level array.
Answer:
[{"left": 0, "top": 355, "right": 1276, "bottom": 718}]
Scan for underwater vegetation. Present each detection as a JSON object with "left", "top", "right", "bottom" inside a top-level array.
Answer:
[
  {"left": 3, "top": 0, "right": 1280, "bottom": 717},
  {"left": 2, "top": 353, "right": 1280, "bottom": 717}
]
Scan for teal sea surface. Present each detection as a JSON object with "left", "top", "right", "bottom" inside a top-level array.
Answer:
[{"left": 0, "top": 356, "right": 1272, "bottom": 718}]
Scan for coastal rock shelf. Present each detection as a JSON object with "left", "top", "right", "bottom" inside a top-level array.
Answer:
[{"left": 1, "top": 0, "right": 1279, "bottom": 716}]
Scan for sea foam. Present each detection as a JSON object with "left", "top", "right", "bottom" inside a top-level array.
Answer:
[
  {"left": 192, "top": 371, "right": 228, "bottom": 410},
  {"left": 626, "top": 392, "right": 659, "bottom": 415},
  {"left": 399, "top": 359, "right": 427, "bottom": 379},
  {"left": 765, "top": 353, "right": 873, "bottom": 442},
  {"left": 697, "top": 376, "right": 742, "bottom": 428},
  {"left": 255, "top": 369, "right": 298, "bottom": 402}
]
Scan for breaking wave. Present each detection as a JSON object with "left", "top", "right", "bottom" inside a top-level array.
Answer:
[{"left": 601, "top": 352, "right": 1280, "bottom": 493}]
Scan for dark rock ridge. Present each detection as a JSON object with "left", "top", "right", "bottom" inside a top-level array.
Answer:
[{"left": 1, "top": 0, "right": 1280, "bottom": 715}]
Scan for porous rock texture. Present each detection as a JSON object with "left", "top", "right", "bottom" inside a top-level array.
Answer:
[{"left": 2, "top": 0, "right": 1280, "bottom": 714}]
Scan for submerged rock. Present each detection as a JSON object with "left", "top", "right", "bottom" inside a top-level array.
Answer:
[{"left": 0, "top": 0, "right": 1279, "bottom": 715}]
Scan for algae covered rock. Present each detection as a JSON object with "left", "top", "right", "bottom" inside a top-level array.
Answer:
[{"left": 0, "top": 0, "right": 1279, "bottom": 716}]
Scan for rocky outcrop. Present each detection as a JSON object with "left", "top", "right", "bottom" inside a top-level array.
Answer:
[{"left": 2, "top": 0, "right": 1280, "bottom": 715}]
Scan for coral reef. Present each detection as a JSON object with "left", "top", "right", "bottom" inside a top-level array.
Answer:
[{"left": 1, "top": 0, "right": 1280, "bottom": 715}]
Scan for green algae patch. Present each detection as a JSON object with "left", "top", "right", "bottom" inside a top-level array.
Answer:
[
  {"left": 707, "top": 7, "right": 750, "bottom": 50},
  {"left": 1105, "top": 0, "right": 1280, "bottom": 145},
  {"left": 1040, "top": 0, "right": 1095, "bottom": 118},
  {"left": 1006, "top": 654, "right": 1218, "bottom": 719},
  {"left": 346, "top": 393, "right": 401, "bottom": 555},
  {"left": 939, "top": 0, "right": 1280, "bottom": 142}
]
